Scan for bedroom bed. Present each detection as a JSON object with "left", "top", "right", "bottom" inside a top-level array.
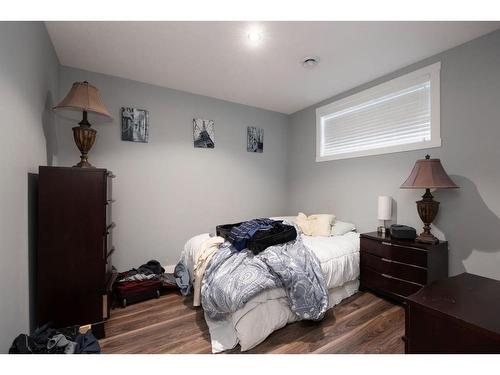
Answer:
[{"left": 178, "top": 217, "right": 360, "bottom": 353}]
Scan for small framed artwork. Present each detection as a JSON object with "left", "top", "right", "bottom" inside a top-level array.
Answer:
[
  {"left": 247, "top": 126, "right": 263, "bottom": 153},
  {"left": 193, "top": 118, "right": 215, "bottom": 148},
  {"left": 121, "top": 107, "right": 149, "bottom": 143}
]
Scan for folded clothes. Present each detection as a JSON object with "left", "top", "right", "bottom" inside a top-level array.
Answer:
[
  {"left": 117, "top": 259, "right": 165, "bottom": 283},
  {"left": 118, "top": 273, "right": 158, "bottom": 282},
  {"left": 137, "top": 260, "right": 165, "bottom": 275}
]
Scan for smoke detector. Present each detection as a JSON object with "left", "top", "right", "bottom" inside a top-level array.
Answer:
[{"left": 302, "top": 56, "right": 320, "bottom": 68}]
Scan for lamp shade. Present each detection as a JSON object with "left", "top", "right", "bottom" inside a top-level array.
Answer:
[
  {"left": 53, "top": 81, "right": 112, "bottom": 123},
  {"left": 378, "top": 196, "right": 392, "bottom": 220},
  {"left": 401, "top": 155, "right": 458, "bottom": 189}
]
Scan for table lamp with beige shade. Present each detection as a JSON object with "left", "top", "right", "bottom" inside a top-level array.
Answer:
[
  {"left": 401, "top": 154, "right": 459, "bottom": 244},
  {"left": 53, "top": 81, "right": 112, "bottom": 168}
]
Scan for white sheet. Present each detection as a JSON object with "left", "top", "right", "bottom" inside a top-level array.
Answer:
[{"left": 180, "top": 231, "right": 360, "bottom": 352}]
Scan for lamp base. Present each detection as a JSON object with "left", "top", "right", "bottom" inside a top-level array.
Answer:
[
  {"left": 72, "top": 111, "right": 97, "bottom": 168},
  {"left": 74, "top": 159, "right": 95, "bottom": 168},
  {"left": 415, "top": 188, "right": 440, "bottom": 244},
  {"left": 415, "top": 232, "right": 439, "bottom": 244}
]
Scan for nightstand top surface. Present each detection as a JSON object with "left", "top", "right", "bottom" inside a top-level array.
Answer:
[
  {"left": 361, "top": 231, "right": 447, "bottom": 249},
  {"left": 406, "top": 273, "right": 500, "bottom": 335},
  {"left": 39, "top": 165, "right": 113, "bottom": 175}
]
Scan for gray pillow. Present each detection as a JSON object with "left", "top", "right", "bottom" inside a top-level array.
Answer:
[{"left": 331, "top": 220, "right": 356, "bottom": 236}]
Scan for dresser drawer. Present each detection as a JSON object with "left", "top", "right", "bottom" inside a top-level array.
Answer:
[
  {"left": 360, "top": 237, "right": 427, "bottom": 267},
  {"left": 361, "top": 252, "right": 427, "bottom": 285},
  {"left": 361, "top": 266, "right": 422, "bottom": 298}
]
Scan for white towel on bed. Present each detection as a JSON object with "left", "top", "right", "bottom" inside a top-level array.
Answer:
[{"left": 193, "top": 236, "right": 225, "bottom": 306}]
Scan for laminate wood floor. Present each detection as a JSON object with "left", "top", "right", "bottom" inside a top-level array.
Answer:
[{"left": 99, "top": 291, "right": 405, "bottom": 354}]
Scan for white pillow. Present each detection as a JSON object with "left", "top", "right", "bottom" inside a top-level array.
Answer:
[
  {"left": 331, "top": 220, "right": 356, "bottom": 236},
  {"left": 296, "top": 213, "right": 335, "bottom": 237}
]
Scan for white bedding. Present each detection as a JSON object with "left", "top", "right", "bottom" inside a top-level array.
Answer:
[
  {"left": 180, "top": 231, "right": 360, "bottom": 352},
  {"left": 302, "top": 232, "right": 360, "bottom": 289}
]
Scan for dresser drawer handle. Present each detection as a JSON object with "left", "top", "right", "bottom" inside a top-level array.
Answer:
[
  {"left": 381, "top": 241, "right": 426, "bottom": 252},
  {"left": 106, "top": 247, "right": 115, "bottom": 260},
  {"left": 382, "top": 273, "right": 423, "bottom": 286},
  {"left": 105, "top": 222, "right": 116, "bottom": 235}
]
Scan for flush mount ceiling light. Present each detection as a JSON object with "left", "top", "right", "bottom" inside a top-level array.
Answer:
[
  {"left": 302, "top": 56, "right": 320, "bottom": 68},
  {"left": 247, "top": 31, "right": 262, "bottom": 42},
  {"left": 247, "top": 27, "right": 263, "bottom": 46}
]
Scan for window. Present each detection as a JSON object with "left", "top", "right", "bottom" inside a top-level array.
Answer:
[{"left": 316, "top": 62, "right": 441, "bottom": 162}]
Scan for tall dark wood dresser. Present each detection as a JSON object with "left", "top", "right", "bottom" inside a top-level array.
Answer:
[
  {"left": 360, "top": 232, "right": 448, "bottom": 301},
  {"left": 37, "top": 166, "right": 115, "bottom": 338}
]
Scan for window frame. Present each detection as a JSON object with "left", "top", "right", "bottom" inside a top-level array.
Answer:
[{"left": 315, "top": 62, "right": 442, "bottom": 162}]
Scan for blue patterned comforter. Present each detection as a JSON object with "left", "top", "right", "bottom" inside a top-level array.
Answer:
[{"left": 201, "top": 237, "right": 328, "bottom": 321}]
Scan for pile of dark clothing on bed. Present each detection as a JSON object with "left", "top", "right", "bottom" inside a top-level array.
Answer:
[
  {"left": 9, "top": 324, "right": 100, "bottom": 354},
  {"left": 219, "top": 218, "right": 297, "bottom": 254}
]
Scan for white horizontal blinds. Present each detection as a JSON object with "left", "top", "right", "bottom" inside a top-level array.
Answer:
[{"left": 321, "top": 79, "right": 431, "bottom": 157}]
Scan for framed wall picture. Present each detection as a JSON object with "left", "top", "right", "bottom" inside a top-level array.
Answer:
[
  {"left": 193, "top": 118, "right": 215, "bottom": 148},
  {"left": 247, "top": 126, "right": 263, "bottom": 153},
  {"left": 121, "top": 107, "right": 149, "bottom": 143}
]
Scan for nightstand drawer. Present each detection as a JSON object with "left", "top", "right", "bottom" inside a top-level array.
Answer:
[
  {"left": 360, "top": 237, "right": 427, "bottom": 267},
  {"left": 361, "top": 252, "right": 427, "bottom": 285},
  {"left": 361, "top": 266, "right": 422, "bottom": 299}
]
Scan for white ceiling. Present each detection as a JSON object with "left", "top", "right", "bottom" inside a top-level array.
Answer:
[{"left": 45, "top": 21, "right": 499, "bottom": 114}]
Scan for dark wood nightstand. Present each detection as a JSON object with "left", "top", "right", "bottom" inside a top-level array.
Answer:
[
  {"left": 360, "top": 231, "right": 448, "bottom": 302},
  {"left": 405, "top": 273, "right": 500, "bottom": 353}
]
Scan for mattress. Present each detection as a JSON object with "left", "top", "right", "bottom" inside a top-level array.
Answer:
[{"left": 181, "top": 230, "right": 360, "bottom": 352}]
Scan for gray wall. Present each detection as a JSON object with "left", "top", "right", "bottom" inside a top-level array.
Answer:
[
  {"left": 287, "top": 30, "right": 500, "bottom": 279},
  {"left": 55, "top": 66, "right": 289, "bottom": 270},
  {"left": 0, "top": 22, "right": 59, "bottom": 352}
]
